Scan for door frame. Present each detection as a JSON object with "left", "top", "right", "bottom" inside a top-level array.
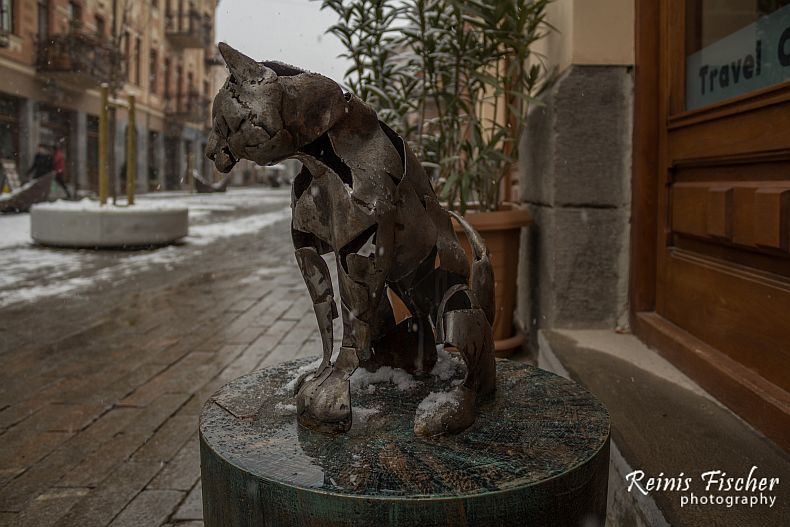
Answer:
[{"left": 630, "top": 0, "right": 790, "bottom": 450}]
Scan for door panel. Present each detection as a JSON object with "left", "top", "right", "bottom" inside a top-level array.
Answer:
[{"left": 647, "top": 0, "right": 790, "bottom": 445}]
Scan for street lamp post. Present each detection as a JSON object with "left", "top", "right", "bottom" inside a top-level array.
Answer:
[
  {"left": 99, "top": 84, "right": 109, "bottom": 206},
  {"left": 126, "top": 94, "right": 136, "bottom": 205}
]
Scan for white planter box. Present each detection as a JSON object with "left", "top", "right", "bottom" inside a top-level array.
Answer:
[{"left": 31, "top": 200, "right": 188, "bottom": 248}]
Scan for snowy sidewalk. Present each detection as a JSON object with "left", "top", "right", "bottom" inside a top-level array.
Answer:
[{"left": 0, "top": 188, "right": 291, "bottom": 309}]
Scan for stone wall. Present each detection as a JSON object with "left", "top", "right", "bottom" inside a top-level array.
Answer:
[{"left": 517, "top": 65, "right": 633, "bottom": 340}]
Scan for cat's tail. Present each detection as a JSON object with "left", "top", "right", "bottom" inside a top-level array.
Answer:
[{"left": 447, "top": 211, "right": 495, "bottom": 325}]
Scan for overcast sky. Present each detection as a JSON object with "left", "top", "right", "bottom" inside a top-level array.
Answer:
[{"left": 215, "top": 0, "right": 352, "bottom": 81}]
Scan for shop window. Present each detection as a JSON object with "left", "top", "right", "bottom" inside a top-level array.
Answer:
[
  {"left": 685, "top": 0, "right": 790, "bottom": 109},
  {"left": 0, "top": 95, "right": 20, "bottom": 163}
]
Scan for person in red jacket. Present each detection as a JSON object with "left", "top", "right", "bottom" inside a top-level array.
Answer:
[{"left": 52, "top": 142, "right": 72, "bottom": 199}]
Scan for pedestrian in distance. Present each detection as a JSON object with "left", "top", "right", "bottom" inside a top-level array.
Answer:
[
  {"left": 26, "top": 143, "right": 53, "bottom": 181},
  {"left": 52, "top": 141, "right": 72, "bottom": 199}
]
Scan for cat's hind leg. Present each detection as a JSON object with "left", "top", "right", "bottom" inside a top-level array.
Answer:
[{"left": 413, "top": 285, "right": 495, "bottom": 437}]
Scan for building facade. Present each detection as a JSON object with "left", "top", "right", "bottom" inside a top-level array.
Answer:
[
  {"left": 517, "top": 2, "right": 789, "bottom": 522},
  {"left": 518, "top": 0, "right": 788, "bottom": 462},
  {"left": 0, "top": 0, "right": 221, "bottom": 194}
]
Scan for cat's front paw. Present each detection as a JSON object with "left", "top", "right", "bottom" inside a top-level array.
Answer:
[{"left": 296, "top": 366, "right": 352, "bottom": 433}]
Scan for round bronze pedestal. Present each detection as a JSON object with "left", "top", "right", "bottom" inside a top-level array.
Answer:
[{"left": 200, "top": 357, "right": 610, "bottom": 527}]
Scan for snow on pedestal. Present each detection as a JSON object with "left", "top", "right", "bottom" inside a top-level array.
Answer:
[{"left": 30, "top": 199, "right": 188, "bottom": 248}]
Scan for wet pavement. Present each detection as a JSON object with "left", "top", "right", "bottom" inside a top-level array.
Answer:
[{"left": 0, "top": 188, "right": 324, "bottom": 527}]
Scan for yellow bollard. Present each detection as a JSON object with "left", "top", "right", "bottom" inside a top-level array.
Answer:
[
  {"left": 126, "top": 95, "right": 136, "bottom": 206},
  {"left": 99, "top": 84, "right": 109, "bottom": 206}
]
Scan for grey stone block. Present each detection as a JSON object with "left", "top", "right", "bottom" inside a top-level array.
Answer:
[
  {"left": 517, "top": 65, "right": 632, "bottom": 336},
  {"left": 520, "top": 66, "right": 632, "bottom": 208},
  {"left": 520, "top": 203, "right": 629, "bottom": 331},
  {"left": 550, "top": 206, "right": 629, "bottom": 327}
]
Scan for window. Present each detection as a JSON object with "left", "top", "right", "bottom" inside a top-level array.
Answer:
[
  {"left": 37, "top": 0, "right": 49, "bottom": 40},
  {"left": 685, "top": 0, "right": 790, "bottom": 110},
  {"left": 1, "top": 0, "right": 14, "bottom": 35},
  {"left": 135, "top": 36, "right": 142, "bottom": 85},
  {"left": 68, "top": 1, "right": 81, "bottom": 30},
  {"left": 124, "top": 31, "right": 131, "bottom": 81},
  {"left": 164, "top": 57, "right": 171, "bottom": 97},
  {"left": 150, "top": 49, "right": 159, "bottom": 94},
  {"left": 94, "top": 15, "right": 104, "bottom": 37},
  {"left": 176, "top": 65, "right": 183, "bottom": 105}
]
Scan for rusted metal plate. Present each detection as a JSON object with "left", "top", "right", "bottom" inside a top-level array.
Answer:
[{"left": 200, "top": 357, "right": 610, "bottom": 527}]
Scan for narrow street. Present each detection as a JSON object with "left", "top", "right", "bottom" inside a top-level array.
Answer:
[{"left": 0, "top": 188, "right": 323, "bottom": 527}]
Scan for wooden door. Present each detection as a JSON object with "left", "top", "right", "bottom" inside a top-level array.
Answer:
[{"left": 633, "top": 0, "right": 790, "bottom": 449}]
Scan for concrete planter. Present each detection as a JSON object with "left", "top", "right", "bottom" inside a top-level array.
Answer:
[
  {"left": 453, "top": 205, "right": 533, "bottom": 357},
  {"left": 31, "top": 200, "right": 188, "bottom": 248}
]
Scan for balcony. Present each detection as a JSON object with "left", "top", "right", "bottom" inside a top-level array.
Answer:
[
  {"left": 165, "top": 9, "right": 209, "bottom": 49},
  {"left": 166, "top": 90, "right": 210, "bottom": 125},
  {"left": 204, "top": 51, "right": 224, "bottom": 68},
  {"left": 36, "top": 31, "right": 121, "bottom": 88}
]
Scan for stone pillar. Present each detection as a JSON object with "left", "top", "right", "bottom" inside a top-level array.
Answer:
[
  {"left": 155, "top": 131, "right": 166, "bottom": 190},
  {"left": 70, "top": 111, "right": 87, "bottom": 194},
  {"left": 517, "top": 66, "right": 633, "bottom": 340},
  {"left": 175, "top": 136, "right": 186, "bottom": 189},
  {"left": 112, "top": 116, "right": 127, "bottom": 199},
  {"left": 18, "top": 99, "right": 37, "bottom": 177},
  {"left": 191, "top": 136, "right": 203, "bottom": 181}
]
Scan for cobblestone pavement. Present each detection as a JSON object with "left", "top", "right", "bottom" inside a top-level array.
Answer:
[{"left": 0, "top": 191, "right": 323, "bottom": 526}]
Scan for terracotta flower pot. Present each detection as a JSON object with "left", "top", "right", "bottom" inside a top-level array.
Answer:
[
  {"left": 387, "top": 204, "right": 532, "bottom": 358},
  {"left": 452, "top": 204, "right": 533, "bottom": 357}
]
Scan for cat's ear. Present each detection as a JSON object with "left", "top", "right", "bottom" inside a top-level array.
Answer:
[{"left": 218, "top": 42, "right": 276, "bottom": 83}]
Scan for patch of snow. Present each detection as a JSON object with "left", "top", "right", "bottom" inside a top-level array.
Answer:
[
  {"left": 431, "top": 346, "right": 463, "bottom": 381},
  {"left": 0, "top": 190, "right": 292, "bottom": 307},
  {"left": 415, "top": 390, "right": 460, "bottom": 422},
  {"left": 350, "top": 365, "right": 418, "bottom": 392},
  {"left": 281, "top": 357, "right": 324, "bottom": 394},
  {"left": 0, "top": 214, "right": 32, "bottom": 249},
  {"left": 274, "top": 402, "right": 297, "bottom": 413},
  {"left": 352, "top": 406, "right": 379, "bottom": 424},
  {"left": 32, "top": 198, "right": 187, "bottom": 212},
  {"left": 187, "top": 207, "right": 291, "bottom": 246}
]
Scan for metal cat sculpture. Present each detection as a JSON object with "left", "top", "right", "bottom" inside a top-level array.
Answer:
[{"left": 205, "top": 43, "right": 496, "bottom": 437}]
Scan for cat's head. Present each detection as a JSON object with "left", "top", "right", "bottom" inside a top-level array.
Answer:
[{"left": 206, "top": 43, "right": 347, "bottom": 173}]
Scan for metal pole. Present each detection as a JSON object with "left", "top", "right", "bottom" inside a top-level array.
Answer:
[
  {"left": 99, "top": 84, "right": 109, "bottom": 206},
  {"left": 126, "top": 94, "right": 136, "bottom": 205}
]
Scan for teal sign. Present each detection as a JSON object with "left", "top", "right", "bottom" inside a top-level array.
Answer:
[{"left": 686, "top": 4, "right": 790, "bottom": 110}]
